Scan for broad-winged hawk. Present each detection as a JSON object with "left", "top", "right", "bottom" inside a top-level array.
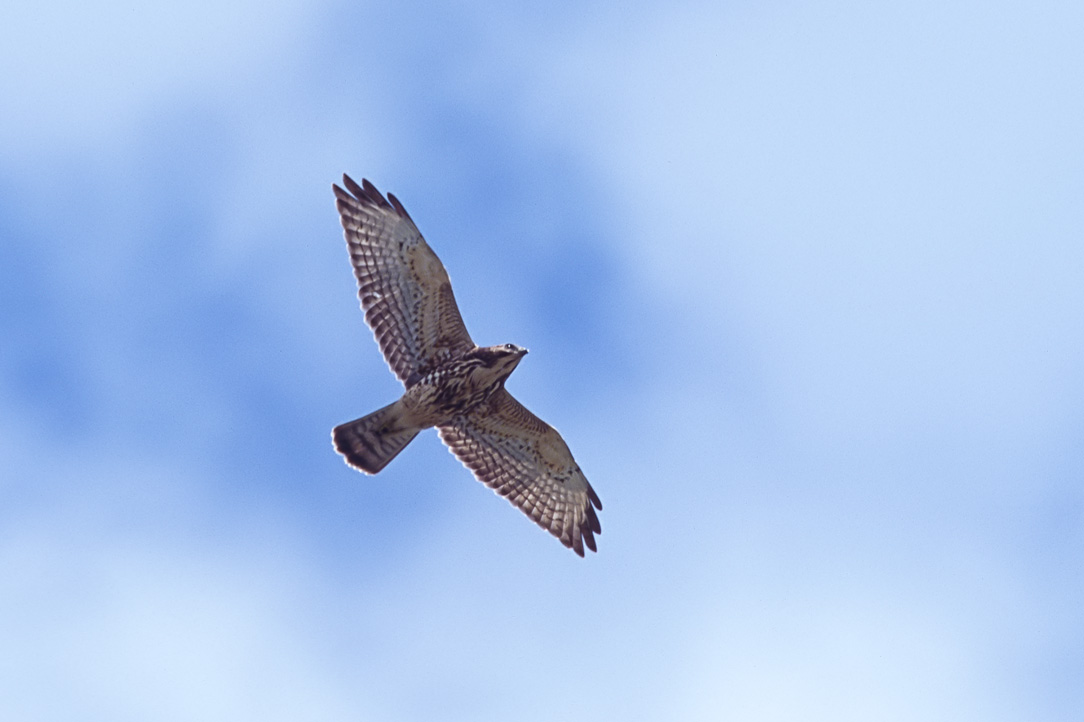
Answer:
[{"left": 331, "top": 175, "right": 602, "bottom": 556}]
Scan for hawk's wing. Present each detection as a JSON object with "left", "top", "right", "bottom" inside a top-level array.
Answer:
[
  {"left": 438, "top": 388, "right": 602, "bottom": 556},
  {"left": 333, "top": 175, "right": 474, "bottom": 386}
]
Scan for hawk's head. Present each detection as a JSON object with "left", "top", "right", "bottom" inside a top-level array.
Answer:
[{"left": 472, "top": 343, "right": 528, "bottom": 380}]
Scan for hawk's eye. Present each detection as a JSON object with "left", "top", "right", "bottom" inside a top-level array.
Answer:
[{"left": 505, "top": 344, "right": 516, "bottom": 352}]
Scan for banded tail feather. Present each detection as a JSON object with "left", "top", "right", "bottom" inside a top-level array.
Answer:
[{"left": 332, "top": 401, "right": 420, "bottom": 474}]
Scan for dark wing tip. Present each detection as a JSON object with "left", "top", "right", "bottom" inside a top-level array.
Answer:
[
  {"left": 337, "top": 174, "right": 401, "bottom": 215},
  {"left": 386, "top": 192, "right": 414, "bottom": 221},
  {"left": 571, "top": 533, "right": 586, "bottom": 557},
  {"left": 579, "top": 504, "right": 601, "bottom": 555},
  {"left": 586, "top": 503, "right": 602, "bottom": 534},
  {"left": 566, "top": 503, "right": 602, "bottom": 558},
  {"left": 341, "top": 174, "right": 368, "bottom": 201},
  {"left": 587, "top": 482, "right": 602, "bottom": 511}
]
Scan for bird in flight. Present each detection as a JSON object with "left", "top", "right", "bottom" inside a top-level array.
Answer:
[{"left": 331, "top": 175, "right": 602, "bottom": 556}]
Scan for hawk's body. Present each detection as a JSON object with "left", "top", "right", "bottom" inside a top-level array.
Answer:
[{"left": 331, "top": 175, "right": 602, "bottom": 556}]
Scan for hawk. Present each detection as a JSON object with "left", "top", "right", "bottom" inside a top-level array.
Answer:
[{"left": 331, "top": 175, "right": 602, "bottom": 556}]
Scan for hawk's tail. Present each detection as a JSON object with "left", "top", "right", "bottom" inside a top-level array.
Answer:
[{"left": 332, "top": 401, "right": 420, "bottom": 474}]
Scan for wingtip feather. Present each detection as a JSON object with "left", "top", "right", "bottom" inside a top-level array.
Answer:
[
  {"left": 342, "top": 173, "right": 366, "bottom": 199},
  {"left": 588, "top": 483, "right": 602, "bottom": 511},
  {"left": 387, "top": 192, "right": 414, "bottom": 221},
  {"left": 587, "top": 504, "right": 601, "bottom": 534},
  {"left": 337, "top": 173, "right": 413, "bottom": 220}
]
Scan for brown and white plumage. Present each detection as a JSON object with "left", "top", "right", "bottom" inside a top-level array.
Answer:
[
  {"left": 332, "top": 174, "right": 602, "bottom": 556},
  {"left": 438, "top": 389, "right": 601, "bottom": 556},
  {"left": 333, "top": 176, "right": 474, "bottom": 386}
]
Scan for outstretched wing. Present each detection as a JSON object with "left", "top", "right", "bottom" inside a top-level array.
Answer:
[
  {"left": 333, "top": 175, "right": 474, "bottom": 386},
  {"left": 438, "top": 389, "right": 602, "bottom": 556}
]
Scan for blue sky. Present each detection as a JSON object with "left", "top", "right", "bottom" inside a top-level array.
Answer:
[{"left": 2, "top": 0, "right": 1083, "bottom": 719}]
